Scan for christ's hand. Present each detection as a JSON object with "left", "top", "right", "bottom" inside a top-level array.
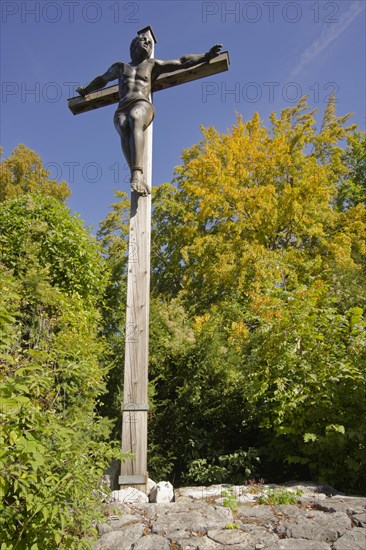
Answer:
[
  {"left": 76, "top": 86, "right": 87, "bottom": 97},
  {"left": 206, "top": 44, "right": 223, "bottom": 60}
]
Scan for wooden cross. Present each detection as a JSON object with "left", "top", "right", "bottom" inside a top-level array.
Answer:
[{"left": 68, "top": 26, "right": 229, "bottom": 494}]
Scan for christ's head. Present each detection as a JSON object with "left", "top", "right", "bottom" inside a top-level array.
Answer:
[{"left": 130, "top": 33, "right": 152, "bottom": 63}]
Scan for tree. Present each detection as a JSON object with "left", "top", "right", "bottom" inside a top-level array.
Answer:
[
  {"left": 0, "top": 194, "right": 119, "bottom": 549},
  {"left": 147, "top": 97, "right": 366, "bottom": 491},
  {"left": 152, "top": 97, "right": 363, "bottom": 307},
  {"left": 97, "top": 191, "right": 130, "bottom": 437},
  {"left": 0, "top": 144, "right": 70, "bottom": 203},
  {"left": 336, "top": 132, "right": 366, "bottom": 210}
]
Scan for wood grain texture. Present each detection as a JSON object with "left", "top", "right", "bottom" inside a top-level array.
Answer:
[{"left": 120, "top": 29, "right": 155, "bottom": 493}]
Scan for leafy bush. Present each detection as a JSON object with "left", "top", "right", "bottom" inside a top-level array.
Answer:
[
  {"left": 186, "top": 450, "right": 260, "bottom": 485},
  {"left": 0, "top": 194, "right": 107, "bottom": 303},
  {"left": 0, "top": 195, "right": 123, "bottom": 548}
]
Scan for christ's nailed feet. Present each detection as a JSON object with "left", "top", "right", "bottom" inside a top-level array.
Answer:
[{"left": 131, "top": 169, "right": 151, "bottom": 196}]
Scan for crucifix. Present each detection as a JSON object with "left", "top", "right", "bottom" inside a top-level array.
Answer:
[{"left": 68, "top": 26, "right": 229, "bottom": 493}]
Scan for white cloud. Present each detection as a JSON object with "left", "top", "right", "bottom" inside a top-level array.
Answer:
[{"left": 288, "top": 0, "right": 365, "bottom": 80}]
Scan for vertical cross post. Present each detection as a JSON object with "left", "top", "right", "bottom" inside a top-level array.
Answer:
[{"left": 118, "top": 27, "right": 155, "bottom": 493}]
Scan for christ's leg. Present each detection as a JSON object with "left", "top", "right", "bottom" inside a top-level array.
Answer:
[
  {"left": 128, "top": 102, "right": 154, "bottom": 195},
  {"left": 114, "top": 109, "right": 132, "bottom": 173}
]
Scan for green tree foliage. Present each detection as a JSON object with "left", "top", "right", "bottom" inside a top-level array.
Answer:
[
  {"left": 0, "top": 144, "right": 70, "bottom": 203},
  {"left": 147, "top": 298, "right": 261, "bottom": 482},
  {"left": 97, "top": 191, "right": 130, "bottom": 437},
  {"left": 0, "top": 194, "right": 119, "bottom": 548},
  {"left": 146, "top": 97, "right": 366, "bottom": 492},
  {"left": 336, "top": 132, "right": 366, "bottom": 210}
]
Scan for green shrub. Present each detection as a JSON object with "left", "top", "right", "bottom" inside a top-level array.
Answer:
[
  {"left": 0, "top": 195, "right": 124, "bottom": 548},
  {"left": 186, "top": 450, "right": 260, "bottom": 485}
]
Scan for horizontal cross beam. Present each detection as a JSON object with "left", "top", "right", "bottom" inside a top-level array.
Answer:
[{"left": 67, "top": 51, "right": 230, "bottom": 115}]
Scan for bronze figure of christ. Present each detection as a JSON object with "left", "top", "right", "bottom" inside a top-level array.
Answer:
[{"left": 76, "top": 33, "right": 222, "bottom": 195}]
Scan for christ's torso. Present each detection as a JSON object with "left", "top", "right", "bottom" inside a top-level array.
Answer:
[{"left": 117, "top": 59, "right": 156, "bottom": 106}]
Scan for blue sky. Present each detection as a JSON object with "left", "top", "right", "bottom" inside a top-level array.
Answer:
[{"left": 1, "top": 0, "right": 365, "bottom": 231}]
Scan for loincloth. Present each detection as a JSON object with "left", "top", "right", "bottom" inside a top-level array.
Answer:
[{"left": 114, "top": 97, "right": 155, "bottom": 120}]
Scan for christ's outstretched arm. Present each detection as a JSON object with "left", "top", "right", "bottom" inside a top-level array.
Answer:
[
  {"left": 76, "top": 63, "right": 121, "bottom": 97},
  {"left": 152, "top": 44, "right": 222, "bottom": 79}
]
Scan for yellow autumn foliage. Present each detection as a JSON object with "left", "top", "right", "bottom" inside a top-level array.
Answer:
[
  {"left": 152, "top": 97, "right": 365, "bottom": 318},
  {"left": 0, "top": 144, "right": 70, "bottom": 203}
]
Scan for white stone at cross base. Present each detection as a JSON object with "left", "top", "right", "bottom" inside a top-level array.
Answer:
[{"left": 149, "top": 481, "right": 174, "bottom": 503}]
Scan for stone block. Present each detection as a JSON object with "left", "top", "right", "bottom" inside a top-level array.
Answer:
[
  {"left": 93, "top": 523, "right": 145, "bottom": 550},
  {"left": 272, "top": 539, "right": 331, "bottom": 549},
  {"left": 276, "top": 510, "right": 352, "bottom": 542},
  {"left": 151, "top": 503, "right": 233, "bottom": 536},
  {"left": 109, "top": 487, "right": 148, "bottom": 504},
  {"left": 237, "top": 504, "right": 277, "bottom": 524},
  {"left": 133, "top": 534, "right": 170, "bottom": 550},
  {"left": 316, "top": 496, "right": 366, "bottom": 515},
  {"left": 332, "top": 527, "right": 366, "bottom": 550}
]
